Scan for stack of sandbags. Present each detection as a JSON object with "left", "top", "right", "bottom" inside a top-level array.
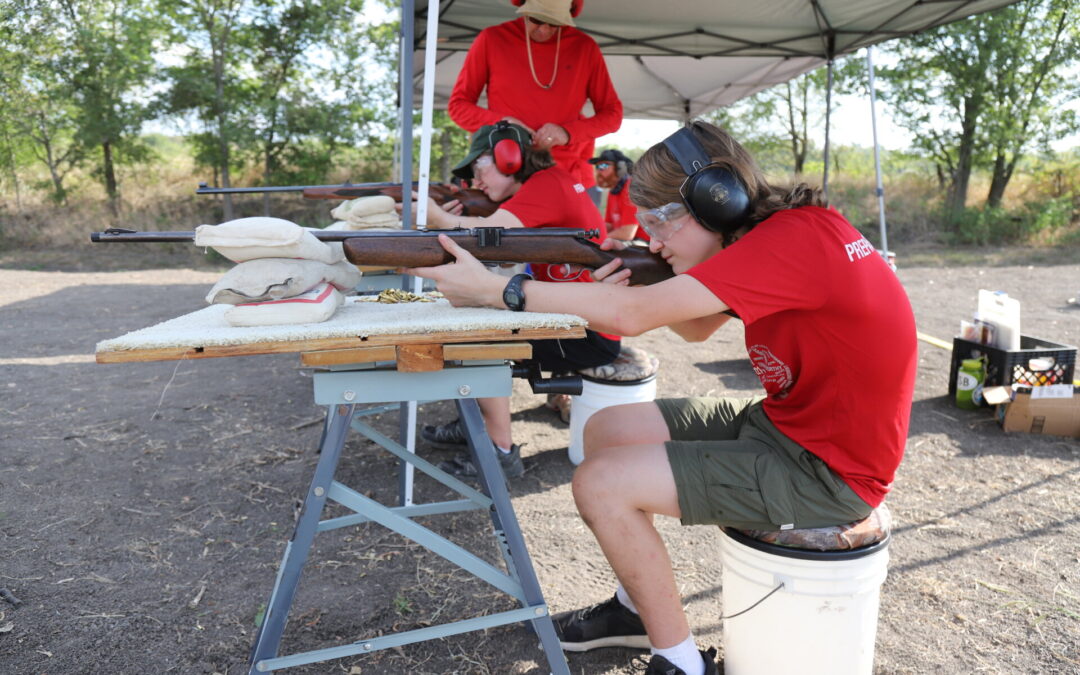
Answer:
[
  {"left": 196, "top": 217, "right": 362, "bottom": 327},
  {"left": 328, "top": 195, "right": 401, "bottom": 231}
]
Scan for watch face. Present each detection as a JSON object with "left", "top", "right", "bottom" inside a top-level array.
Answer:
[{"left": 503, "top": 274, "right": 528, "bottom": 311}]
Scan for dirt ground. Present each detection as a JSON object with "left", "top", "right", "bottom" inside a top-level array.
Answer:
[{"left": 1, "top": 243, "right": 1078, "bottom": 674}]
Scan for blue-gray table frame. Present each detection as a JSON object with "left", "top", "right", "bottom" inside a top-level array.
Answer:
[{"left": 246, "top": 360, "right": 571, "bottom": 674}]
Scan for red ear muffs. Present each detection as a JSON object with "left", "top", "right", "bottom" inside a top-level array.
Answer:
[
  {"left": 493, "top": 138, "right": 523, "bottom": 175},
  {"left": 510, "top": 1, "right": 583, "bottom": 17}
]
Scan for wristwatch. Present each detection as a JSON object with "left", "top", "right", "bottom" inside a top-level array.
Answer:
[{"left": 502, "top": 273, "right": 532, "bottom": 312}]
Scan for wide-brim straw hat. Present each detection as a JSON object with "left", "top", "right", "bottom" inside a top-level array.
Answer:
[{"left": 515, "top": 0, "right": 575, "bottom": 27}]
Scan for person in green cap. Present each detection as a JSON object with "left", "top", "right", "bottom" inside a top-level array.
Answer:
[{"left": 414, "top": 121, "right": 621, "bottom": 479}]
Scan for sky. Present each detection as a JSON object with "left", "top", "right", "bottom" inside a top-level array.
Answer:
[{"left": 596, "top": 95, "right": 917, "bottom": 154}]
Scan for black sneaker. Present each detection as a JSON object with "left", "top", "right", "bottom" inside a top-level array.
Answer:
[
  {"left": 420, "top": 418, "right": 467, "bottom": 447},
  {"left": 632, "top": 647, "right": 720, "bottom": 675},
  {"left": 553, "top": 594, "right": 650, "bottom": 652},
  {"left": 438, "top": 444, "right": 525, "bottom": 479}
]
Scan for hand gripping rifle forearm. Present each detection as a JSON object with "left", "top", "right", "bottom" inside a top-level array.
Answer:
[{"left": 90, "top": 227, "right": 675, "bottom": 286}]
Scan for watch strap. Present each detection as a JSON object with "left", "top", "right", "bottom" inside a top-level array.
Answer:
[{"left": 502, "top": 273, "right": 532, "bottom": 311}]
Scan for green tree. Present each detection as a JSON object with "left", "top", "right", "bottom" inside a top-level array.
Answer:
[
  {"left": 0, "top": 1, "right": 87, "bottom": 203},
  {"left": 879, "top": 0, "right": 1079, "bottom": 218},
  {"left": 161, "top": 0, "right": 247, "bottom": 219},
  {"left": 981, "top": 0, "right": 1078, "bottom": 207},
  {"left": 52, "top": 0, "right": 161, "bottom": 215},
  {"left": 243, "top": 0, "right": 367, "bottom": 185}
]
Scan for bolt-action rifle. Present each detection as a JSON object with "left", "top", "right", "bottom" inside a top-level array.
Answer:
[
  {"left": 91, "top": 227, "right": 675, "bottom": 286},
  {"left": 196, "top": 181, "right": 499, "bottom": 217}
]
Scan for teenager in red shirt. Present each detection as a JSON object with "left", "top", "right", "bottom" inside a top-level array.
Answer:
[
  {"left": 415, "top": 122, "right": 619, "bottom": 479},
  {"left": 590, "top": 149, "right": 642, "bottom": 241},
  {"left": 447, "top": 0, "right": 622, "bottom": 190},
  {"left": 406, "top": 121, "right": 917, "bottom": 675}
]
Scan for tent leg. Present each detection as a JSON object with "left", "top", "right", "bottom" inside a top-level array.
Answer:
[
  {"left": 865, "top": 46, "right": 889, "bottom": 261},
  {"left": 823, "top": 59, "right": 833, "bottom": 200}
]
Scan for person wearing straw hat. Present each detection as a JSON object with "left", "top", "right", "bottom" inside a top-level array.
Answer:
[
  {"left": 447, "top": 0, "right": 622, "bottom": 194},
  {"left": 405, "top": 120, "right": 917, "bottom": 675},
  {"left": 409, "top": 121, "right": 621, "bottom": 479}
]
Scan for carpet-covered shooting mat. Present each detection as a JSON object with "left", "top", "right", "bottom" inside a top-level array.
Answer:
[{"left": 96, "top": 298, "right": 583, "bottom": 675}]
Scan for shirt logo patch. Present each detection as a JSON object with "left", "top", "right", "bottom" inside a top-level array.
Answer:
[
  {"left": 573, "top": 183, "right": 585, "bottom": 193},
  {"left": 844, "top": 236, "right": 876, "bottom": 262},
  {"left": 748, "top": 344, "right": 793, "bottom": 398}
]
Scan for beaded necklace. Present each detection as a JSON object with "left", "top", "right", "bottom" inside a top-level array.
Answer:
[{"left": 525, "top": 24, "right": 561, "bottom": 90}]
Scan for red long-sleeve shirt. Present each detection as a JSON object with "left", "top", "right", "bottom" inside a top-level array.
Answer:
[{"left": 448, "top": 18, "right": 623, "bottom": 189}]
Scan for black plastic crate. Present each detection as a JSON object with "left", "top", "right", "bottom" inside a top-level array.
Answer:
[{"left": 948, "top": 335, "right": 1077, "bottom": 400}]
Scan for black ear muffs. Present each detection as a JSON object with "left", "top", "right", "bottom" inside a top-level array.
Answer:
[
  {"left": 662, "top": 127, "right": 750, "bottom": 234},
  {"left": 490, "top": 121, "right": 525, "bottom": 175}
]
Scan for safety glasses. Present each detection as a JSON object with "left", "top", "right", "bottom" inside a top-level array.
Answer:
[
  {"left": 636, "top": 202, "right": 689, "bottom": 241},
  {"left": 594, "top": 162, "right": 613, "bottom": 170},
  {"left": 471, "top": 154, "right": 494, "bottom": 173},
  {"left": 526, "top": 16, "right": 557, "bottom": 27}
]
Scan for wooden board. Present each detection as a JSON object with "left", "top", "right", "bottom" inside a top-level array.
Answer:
[
  {"left": 97, "top": 327, "right": 579, "bottom": 364},
  {"left": 299, "top": 342, "right": 533, "bottom": 368}
]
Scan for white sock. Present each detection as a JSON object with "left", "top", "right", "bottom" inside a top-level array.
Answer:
[
  {"left": 495, "top": 444, "right": 512, "bottom": 455},
  {"left": 652, "top": 633, "right": 703, "bottom": 675},
  {"left": 615, "top": 583, "right": 639, "bottom": 614}
]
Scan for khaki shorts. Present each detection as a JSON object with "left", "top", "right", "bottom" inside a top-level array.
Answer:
[{"left": 657, "top": 397, "right": 871, "bottom": 531}]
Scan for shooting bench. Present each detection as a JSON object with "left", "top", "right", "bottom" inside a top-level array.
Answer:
[{"left": 96, "top": 297, "right": 585, "bottom": 674}]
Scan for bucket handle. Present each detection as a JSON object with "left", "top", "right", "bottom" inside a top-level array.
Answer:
[{"left": 721, "top": 582, "right": 784, "bottom": 620}]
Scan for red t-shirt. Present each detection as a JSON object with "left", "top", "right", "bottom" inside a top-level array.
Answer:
[
  {"left": 605, "top": 177, "right": 640, "bottom": 238},
  {"left": 499, "top": 166, "right": 618, "bottom": 341},
  {"left": 447, "top": 18, "right": 623, "bottom": 189},
  {"left": 686, "top": 206, "right": 917, "bottom": 507}
]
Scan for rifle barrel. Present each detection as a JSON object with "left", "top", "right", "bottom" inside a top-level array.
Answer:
[
  {"left": 195, "top": 182, "right": 389, "bottom": 195},
  {"left": 90, "top": 227, "right": 600, "bottom": 243}
]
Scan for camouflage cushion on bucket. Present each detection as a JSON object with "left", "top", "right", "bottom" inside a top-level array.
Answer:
[
  {"left": 577, "top": 345, "right": 659, "bottom": 382},
  {"left": 736, "top": 503, "right": 891, "bottom": 551}
]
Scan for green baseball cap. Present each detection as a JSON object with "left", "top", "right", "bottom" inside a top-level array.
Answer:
[{"left": 451, "top": 122, "right": 531, "bottom": 180}]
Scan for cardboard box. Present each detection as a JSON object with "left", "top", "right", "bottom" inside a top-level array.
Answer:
[{"left": 984, "top": 385, "right": 1080, "bottom": 438}]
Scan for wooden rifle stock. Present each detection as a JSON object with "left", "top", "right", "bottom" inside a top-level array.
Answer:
[
  {"left": 90, "top": 227, "right": 675, "bottom": 286},
  {"left": 340, "top": 229, "right": 675, "bottom": 286},
  {"left": 302, "top": 182, "right": 499, "bottom": 218}
]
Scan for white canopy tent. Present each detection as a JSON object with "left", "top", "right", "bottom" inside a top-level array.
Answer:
[{"left": 410, "top": 0, "right": 1020, "bottom": 121}]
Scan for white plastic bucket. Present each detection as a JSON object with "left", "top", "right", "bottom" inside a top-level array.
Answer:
[
  {"left": 719, "top": 527, "right": 889, "bottom": 675},
  {"left": 568, "top": 374, "right": 657, "bottom": 465}
]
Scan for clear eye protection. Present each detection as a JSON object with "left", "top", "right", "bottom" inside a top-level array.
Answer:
[{"left": 636, "top": 202, "right": 689, "bottom": 241}]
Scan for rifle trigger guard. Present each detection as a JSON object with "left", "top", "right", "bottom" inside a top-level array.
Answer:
[{"left": 476, "top": 227, "right": 502, "bottom": 247}]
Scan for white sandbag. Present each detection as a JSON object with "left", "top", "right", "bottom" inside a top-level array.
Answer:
[
  {"left": 205, "top": 258, "right": 362, "bottom": 305},
  {"left": 195, "top": 217, "right": 344, "bottom": 264},
  {"left": 351, "top": 212, "right": 401, "bottom": 227},
  {"left": 224, "top": 282, "right": 344, "bottom": 327},
  {"left": 330, "top": 195, "right": 396, "bottom": 221}
]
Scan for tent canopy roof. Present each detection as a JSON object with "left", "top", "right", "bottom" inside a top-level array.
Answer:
[{"left": 414, "top": 0, "right": 1017, "bottom": 120}]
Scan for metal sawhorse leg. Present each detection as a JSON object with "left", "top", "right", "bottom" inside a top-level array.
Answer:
[{"left": 245, "top": 363, "right": 570, "bottom": 674}]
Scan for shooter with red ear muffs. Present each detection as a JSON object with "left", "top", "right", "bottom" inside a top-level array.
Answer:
[
  {"left": 405, "top": 120, "right": 917, "bottom": 675},
  {"left": 590, "top": 148, "right": 642, "bottom": 242},
  {"left": 447, "top": 0, "right": 622, "bottom": 193},
  {"left": 409, "top": 121, "right": 622, "bottom": 480}
]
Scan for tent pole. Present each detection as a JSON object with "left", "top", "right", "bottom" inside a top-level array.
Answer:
[
  {"left": 398, "top": 0, "right": 417, "bottom": 507},
  {"left": 399, "top": 1, "right": 414, "bottom": 232},
  {"left": 416, "top": 0, "right": 439, "bottom": 238},
  {"left": 866, "top": 46, "right": 889, "bottom": 260},
  {"left": 823, "top": 58, "right": 833, "bottom": 200}
]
